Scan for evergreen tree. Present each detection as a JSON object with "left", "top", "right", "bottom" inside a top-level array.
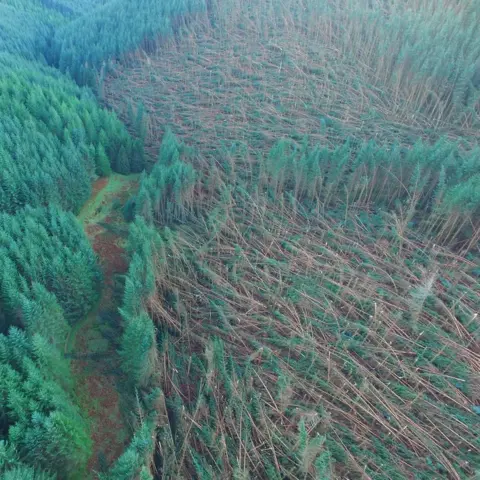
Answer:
[
  {"left": 95, "top": 144, "right": 113, "bottom": 177},
  {"left": 133, "top": 130, "right": 197, "bottom": 224},
  {"left": 50, "top": 0, "right": 207, "bottom": 85},
  {"left": 130, "top": 139, "right": 146, "bottom": 173},
  {"left": 19, "top": 283, "right": 69, "bottom": 346},
  {"left": 102, "top": 423, "right": 155, "bottom": 480},
  {"left": 0, "top": 55, "right": 135, "bottom": 213},
  {"left": 116, "top": 145, "right": 131, "bottom": 175},
  {"left": 0, "top": 206, "right": 101, "bottom": 327},
  {"left": 0, "top": 328, "right": 91, "bottom": 478},
  {"left": 119, "top": 312, "right": 155, "bottom": 388}
]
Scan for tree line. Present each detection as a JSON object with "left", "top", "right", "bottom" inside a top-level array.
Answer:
[
  {"left": 0, "top": 0, "right": 158, "bottom": 476},
  {"left": 48, "top": 0, "right": 207, "bottom": 86}
]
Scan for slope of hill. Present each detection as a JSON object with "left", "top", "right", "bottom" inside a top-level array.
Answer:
[
  {"left": 1, "top": 0, "right": 479, "bottom": 478},
  {"left": 116, "top": 128, "right": 480, "bottom": 479},
  {"left": 104, "top": 1, "right": 480, "bottom": 478},
  {"left": 106, "top": 0, "right": 480, "bottom": 155}
]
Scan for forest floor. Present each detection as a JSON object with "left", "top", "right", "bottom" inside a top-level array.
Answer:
[{"left": 68, "top": 174, "right": 139, "bottom": 477}]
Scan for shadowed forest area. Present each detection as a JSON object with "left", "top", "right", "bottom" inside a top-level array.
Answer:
[{"left": 0, "top": 0, "right": 479, "bottom": 479}]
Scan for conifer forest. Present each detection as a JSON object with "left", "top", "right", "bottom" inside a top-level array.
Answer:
[{"left": 1, "top": 0, "right": 480, "bottom": 478}]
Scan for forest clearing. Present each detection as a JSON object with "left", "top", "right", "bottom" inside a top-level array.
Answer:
[{"left": 69, "top": 175, "right": 139, "bottom": 475}]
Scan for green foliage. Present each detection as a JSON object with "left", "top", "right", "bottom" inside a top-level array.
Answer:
[
  {"left": 1, "top": 465, "right": 56, "bottom": 480},
  {"left": 0, "top": 1, "right": 63, "bottom": 60},
  {"left": 120, "top": 124, "right": 480, "bottom": 478},
  {"left": 49, "top": 0, "right": 207, "bottom": 85},
  {"left": 0, "top": 54, "right": 137, "bottom": 214},
  {"left": 113, "top": 218, "right": 164, "bottom": 477},
  {"left": 115, "top": 145, "right": 131, "bottom": 175},
  {"left": 130, "top": 139, "right": 146, "bottom": 173},
  {"left": 0, "top": 1, "right": 157, "bottom": 478},
  {"left": 0, "top": 0, "right": 110, "bottom": 63},
  {"left": 121, "top": 216, "right": 163, "bottom": 314},
  {"left": 101, "top": 422, "right": 155, "bottom": 480},
  {"left": 0, "top": 206, "right": 101, "bottom": 327},
  {"left": 330, "top": 0, "right": 480, "bottom": 124},
  {"left": 119, "top": 218, "right": 160, "bottom": 387},
  {"left": 40, "top": 0, "right": 111, "bottom": 17},
  {"left": 0, "top": 328, "right": 91, "bottom": 478},
  {"left": 4, "top": 0, "right": 478, "bottom": 478},
  {"left": 95, "top": 144, "right": 113, "bottom": 177},
  {"left": 0, "top": 207, "right": 97, "bottom": 478},
  {"left": 134, "top": 129, "right": 198, "bottom": 224},
  {"left": 263, "top": 136, "right": 480, "bottom": 245},
  {"left": 119, "top": 312, "right": 155, "bottom": 388}
]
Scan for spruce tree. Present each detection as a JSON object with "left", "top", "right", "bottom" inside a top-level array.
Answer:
[
  {"left": 130, "top": 139, "right": 146, "bottom": 173},
  {"left": 115, "top": 145, "right": 131, "bottom": 174},
  {"left": 119, "top": 312, "right": 155, "bottom": 388},
  {"left": 95, "top": 144, "right": 112, "bottom": 177}
]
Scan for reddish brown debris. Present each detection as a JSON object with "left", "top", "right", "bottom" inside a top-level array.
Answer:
[{"left": 71, "top": 176, "right": 136, "bottom": 475}]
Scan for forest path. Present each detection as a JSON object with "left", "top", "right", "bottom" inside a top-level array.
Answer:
[{"left": 68, "top": 174, "right": 139, "bottom": 477}]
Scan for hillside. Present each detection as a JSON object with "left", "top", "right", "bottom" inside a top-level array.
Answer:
[
  {"left": 106, "top": 0, "right": 480, "bottom": 154},
  {"left": 0, "top": 0, "right": 479, "bottom": 479},
  {"left": 108, "top": 1, "right": 480, "bottom": 479}
]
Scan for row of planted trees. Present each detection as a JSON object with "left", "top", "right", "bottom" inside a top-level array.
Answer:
[
  {"left": 261, "top": 136, "right": 480, "bottom": 249},
  {"left": 0, "top": 54, "right": 146, "bottom": 214},
  {"left": 130, "top": 129, "right": 480, "bottom": 251},
  {"left": 1, "top": 0, "right": 208, "bottom": 87},
  {"left": 48, "top": 0, "right": 207, "bottom": 86},
  {"left": 101, "top": 133, "right": 194, "bottom": 479}
]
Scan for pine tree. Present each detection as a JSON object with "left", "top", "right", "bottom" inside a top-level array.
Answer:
[
  {"left": 0, "top": 60, "right": 135, "bottom": 213},
  {"left": 0, "top": 206, "right": 101, "bottom": 328},
  {"left": 95, "top": 144, "right": 112, "bottom": 177},
  {"left": 104, "top": 422, "right": 155, "bottom": 480},
  {"left": 119, "top": 312, "right": 155, "bottom": 388},
  {"left": 2, "top": 465, "right": 56, "bottom": 480},
  {"left": 115, "top": 145, "right": 131, "bottom": 174},
  {"left": 19, "top": 283, "right": 69, "bottom": 345},
  {"left": 0, "top": 328, "right": 91, "bottom": 478},
  {"left": 130, "top": 139, "right": 146, "bottom": 173}
]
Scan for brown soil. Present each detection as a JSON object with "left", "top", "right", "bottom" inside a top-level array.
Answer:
[
  {"left": 71, "top": 175, "right": 139, "bottom": 477},
  {"left": 92, "top": 232, "right": 129, "bottom": 286},
  {"left": 92, "top": 177, "right": 109, "bottom": 197}
]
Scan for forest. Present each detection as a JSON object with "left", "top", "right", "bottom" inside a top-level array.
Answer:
[{"left": 0, "top": 0, "right": 479, "bottom": 479}]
